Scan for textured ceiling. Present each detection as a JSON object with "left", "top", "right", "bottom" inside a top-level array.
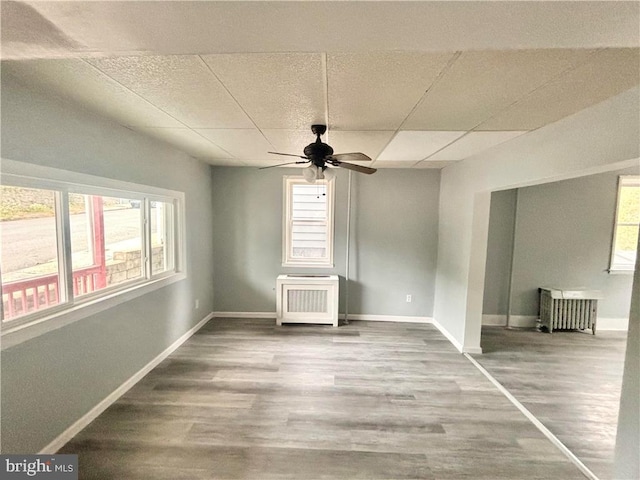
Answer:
[{"left": 2, "top": 1, "right": 639, "bottom": 169}]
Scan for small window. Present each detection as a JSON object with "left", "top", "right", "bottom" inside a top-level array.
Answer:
[
  {"left": 283, "top": 176, "right": 334, "bottom": 267},
  {"left": 610, "top": 176, "right": 640, "bottom": 272}
]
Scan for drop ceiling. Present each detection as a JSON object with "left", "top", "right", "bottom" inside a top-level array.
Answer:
[{"left": 2, "top": 1, "right": 639, "bottom": 169}]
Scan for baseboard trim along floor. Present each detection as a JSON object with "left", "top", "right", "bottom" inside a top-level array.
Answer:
[
  {"left": 39, "top": 312, "right": 215, "bottom": 454},
  {"left": 464, "top": 353, "right": 600, "bottom": 480}
]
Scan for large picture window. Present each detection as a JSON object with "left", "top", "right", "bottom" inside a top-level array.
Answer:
[
  {"left": 1, "top": 170, "right": 184, "bottom": 334},
  {"left": 283, "top": 176, "right": 334, "bottom": 267},
  {"left": 610, "top": 175, "right": 640, "bottom": 272}
]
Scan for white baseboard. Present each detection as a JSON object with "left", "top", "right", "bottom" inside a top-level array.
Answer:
[
  {"left": 431, "top": 318, "right": 463, "bottom": 353},
  {"left": 507, "top": 315, "right": 539, "bottom": 328},
  {"left": 482, "top": 314, "right": 507, "bottom": 326},
  {"left": 213, "top": 311, "right": 276, "bottom": 319},
  {"left": 482, "top": 315, "right": 629, "bottom": 331},
  {"left": 39, "top": 312, "right": 214, "bottom": 454},
  {"left": 341, "top": 314, "right": 432, "bottom": 323},
  {"left": 598, "top": 317, "right": 629, "bottom": 331}
]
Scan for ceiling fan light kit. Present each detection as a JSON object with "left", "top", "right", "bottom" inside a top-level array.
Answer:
[
  {"left": 302, "top": 164, "right": 335, "bottom": 183},
  {"left": 262, "top": 125, "right": 377, "bottom": 177}
]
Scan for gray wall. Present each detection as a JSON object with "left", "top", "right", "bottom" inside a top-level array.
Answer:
[
  {"left": 510, "top": 168, "right": 637, "bottom": 318},
  {"left": 482, "top": 189, "right": 517, "bottom": 315},
  {"left": 1, "top": 73, "right": 215, "bottom": 452},
  {"left": 211, "top": 167, "right": 440, "bottom": 317}
]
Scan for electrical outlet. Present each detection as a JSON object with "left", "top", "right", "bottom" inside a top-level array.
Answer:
[
  {"left": 406, "top": 295, "right": 412, "bottom": 303},
  {"left": 195, "top": 299, "right": 200, "bottom": 310}
]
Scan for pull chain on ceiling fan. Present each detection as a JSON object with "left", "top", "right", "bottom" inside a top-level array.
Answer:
[{"left": 260, "top": 124, "right": 377, "bottom": 182}]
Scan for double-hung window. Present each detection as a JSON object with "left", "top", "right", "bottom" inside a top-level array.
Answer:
[
  {"left": 1, "top": 164, "right": 185, "bottom": 337},
  {"left": 610, "top": 175, "right": 640, "bottom": 272},
  {"left": 283, "top": 176, "right": 334, "bottom": 267}
]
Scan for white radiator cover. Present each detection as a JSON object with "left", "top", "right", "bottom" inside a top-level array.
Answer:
[{"left": 276, "top": 275, "right": 339, "bottom": 326}]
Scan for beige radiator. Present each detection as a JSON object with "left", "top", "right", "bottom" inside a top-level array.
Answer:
[{"left": 539, "top": 288, "right": 601, "bottom": 334}]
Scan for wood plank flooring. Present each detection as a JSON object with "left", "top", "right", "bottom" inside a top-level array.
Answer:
[
  {"left": 60, "top": 319, "right": 588, "bottom": 479},
  {"left": 474, "top": 326, "right": 627, "bottom": 480}
]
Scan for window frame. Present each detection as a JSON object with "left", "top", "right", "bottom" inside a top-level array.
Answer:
[
  {"left": 282, "top": 175, "right": 335, "bottom": 268},
  {"left": 609, "top": 175, "right": 640, "bottom": 274},
  {"left": 1, "top": 159, "right": 186, "bottom": 348}
]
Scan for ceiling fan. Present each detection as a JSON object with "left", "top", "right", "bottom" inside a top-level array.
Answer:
[{"left": 260, "top": 125, "right": 377, "bottom": 181}]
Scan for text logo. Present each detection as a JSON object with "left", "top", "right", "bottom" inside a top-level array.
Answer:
[{"left": 0, "top": 455, "right": 77, "bottom": 479}]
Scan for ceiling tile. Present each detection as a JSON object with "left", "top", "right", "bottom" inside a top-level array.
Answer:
[
  {"left": 480, "top": 48, "right": 640, "bottom": 130},
  {"left": 427, "top": 131, "right": 527, "bottom": 161},
  {"left": 403, "top": 49, "right": 599, "bottom": 131},
  {"left": 131, "top": 127, "right": 234, "bottom": 161},
  {"left": 241, "top": 159, "right": 307, "bottom": 168},
  {"left": 86, "top": 55, "right": 254, "bottom": 128},
  {"left": 326, "top": 131, "right": 395, "bottom": 161},
  {"left": 372, "top": 161, "right": 419, "bottom": 169},
  {"left": 195, "top": 129, "right": 274, "bottom": 159},
  {"left": 377, "top": 131, "right": 466, "bottom": 161},
  {"left": 2, "top": 59, "right": 183, "bottom": 128},
  {"left": 261, "top": 129, "right": 316, "bottom": 158},
  {"left": 201, "top": 54, "right": 325, "bottom": 130},
  {"left": 327, "top": 52, "right": 454, "bottom": 130}
]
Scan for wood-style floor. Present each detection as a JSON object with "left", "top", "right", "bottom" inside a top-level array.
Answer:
[
  {"left": 475, "top": 326, "right": 628, "bottom": 480},
  {"left": 61, "top": 319, "right": 588, "bottom": 479}
]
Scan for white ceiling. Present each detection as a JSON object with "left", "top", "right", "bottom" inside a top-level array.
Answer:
[{"left": 2, "top": 1, "right": 639, "bottom": 169}]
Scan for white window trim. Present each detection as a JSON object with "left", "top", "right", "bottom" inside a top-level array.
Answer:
[
  {"left": 609, "top": 175, "right": 639, "bottom": 274},
  {"left": 282, "top": 175, "right": 335, "bottom": 268},
  {"left": 0, "top": 158, "right": 187, "bottom": 349}
]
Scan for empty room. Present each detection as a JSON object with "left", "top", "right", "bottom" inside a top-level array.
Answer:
[{"left": 1, "top": 2, "right": 638, "bottom": 479}]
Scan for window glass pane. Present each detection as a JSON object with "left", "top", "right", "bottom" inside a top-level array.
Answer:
[
  {"left": 69, "top": 194, "right": 143, "bottom": 296},
  {"left": 613, "top": 225, "right": 638, "bottom": 269},
  {"left": 292, "top": 184, "right": 327, "bottom": 220},
  {"left": 1, "top": 186, "right": 63, "bottom": 321},
  {"left": 617, "top": 185, "right": 640, "bottom": 224},
  {"left": 150, "top": 201, "right": 174, "bottom": 275},
  {"left": 290, "top": 182, "right": 329, "bottom": 260}
]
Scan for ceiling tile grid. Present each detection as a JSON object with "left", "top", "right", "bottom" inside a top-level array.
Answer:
[
  {"left": 377, "top": 131, "right": 467, "bottom": 162},
  {"left": 201, "top": 53, "right": 326, "bottom": 130},
  {"left": 2, "top": 6, "right": 638, "bottom": 172},
  {"left": 402, "top": 49, "right": 599, "bottom": 131},
  {"left": 326, "top": 52, "right": 454, "bottom": 131},
  {"left": 86, "top": 55, "right": 255, "bottom": 129}
]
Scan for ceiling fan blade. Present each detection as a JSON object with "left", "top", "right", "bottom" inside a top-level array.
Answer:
[
  {"left": 329, "top": 152, "right": 372, "bottom": 162},
  {"left": 268, "top": 151, "right": 308, "bottom": 159},
  {"left": 332, "top": 161, "right": 377, "bottom": 175},
  {"left": 259, "top": 160, "right": 309, "bottom": 169}
]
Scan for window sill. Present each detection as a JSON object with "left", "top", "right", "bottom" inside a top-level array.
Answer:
[
  {"left": 1, "top": 272, "right": 186, "bottom": 350},
  {"left": 607, "top": 268, "right": 635, "bottom": 275},
  {"left": 282, "top": 263, "right": 335, "bottom": 269}
]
